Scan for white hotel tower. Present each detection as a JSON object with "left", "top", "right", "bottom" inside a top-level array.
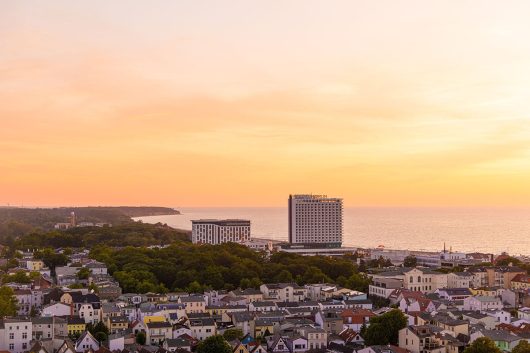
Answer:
[
  {"left": 288, "top": 194, "right": 343, "bottom": 248},
  {"left": 191, "top": 219, "right": 251, "bottom": 245}
]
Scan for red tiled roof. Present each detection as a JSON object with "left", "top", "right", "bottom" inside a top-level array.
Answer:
[
  {"left": 390, "top": 345, "right": 412, "bottom": 353},
  {"left": 512, "top": 274, "right": 530, "bottom": 283}
]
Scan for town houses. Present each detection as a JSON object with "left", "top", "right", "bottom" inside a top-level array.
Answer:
[{"left": 1, "top": 246, "right": 530, "bottom": 353}]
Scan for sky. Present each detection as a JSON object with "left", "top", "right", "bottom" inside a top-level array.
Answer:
[{"left": 1, "top": 0, "right": 530, "bottom": 207}]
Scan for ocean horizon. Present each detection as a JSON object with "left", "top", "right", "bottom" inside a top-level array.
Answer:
[{"left": 135, "top": 206, "right": 530, "bottom": 255}]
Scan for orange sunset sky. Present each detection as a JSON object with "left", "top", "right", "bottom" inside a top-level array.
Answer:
[{"left": 1, "top": 1, "right": 530, "bottom": 207}]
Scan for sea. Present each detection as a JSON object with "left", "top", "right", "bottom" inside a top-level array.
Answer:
[{"left": 134, "top": 207, "right": 530, "bottom": 255}]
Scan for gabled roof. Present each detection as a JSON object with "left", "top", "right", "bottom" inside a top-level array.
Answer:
[
  {"left": 480, "top": 329, "right": 523, "bottom": 342},
  {"left": 438, "top": 288, "right": 472, "bottom": 296},
  {"left": 164, "top": 338, "right": 191, "bottom": 347},
  {"left": 189, "top": 318, "right": 216, "bottom": 327},
  {"left": 146, "top": 321, "right": 172, "bottom": 329},
  {"left": 29, "top": 341, "right": 49, "bottom": 353},
  {"left": 66, "top": 316, "right": 85, "bottom": 325},
  {"left": 109, "top": 316, "right": 129, "bottom": 324},
  {"left": 512, "top": 274, "right": 530, "bottom": 283},
  {"left": 339, "top": 328, "right": 362, "bottom": 343},
  {"left": 57, "top": 340, "right": 76, "bottom": 353},
  {"left": 76, "top": 331, "right": 99, "bottom": 350},
  {"left": 340, "top": 308, "right": 375, "bottom": 324},
  {"left": 268, "top": 335, "right": 288, "bottom": 350},
  {"left": 179, "top": 295, "right": 204, "bottom": 303},
  {"left": 231, "top": 311, "right": 255, "bottom": 322},
  {"left": 231, "top": 288, "right": 262, "bottom": 296},
  {"left": 247, "top": 342, "right": 267, "bottom": 353},
  {"left": 251, "top": 301, "right": 276, "bottom": 307}
]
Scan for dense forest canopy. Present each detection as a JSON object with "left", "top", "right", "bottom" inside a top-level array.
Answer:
[
  {"left": 0, "top": 206, "right": 180, "bottom": 242},
  {"left": 89, "top": 242, "right": 370, "bottom": 294},
  {"left": 10, "top": 222, "right": 189, "bottom": 249}
]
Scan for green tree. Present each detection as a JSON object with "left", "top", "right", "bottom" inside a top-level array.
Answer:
[
  {"left": 0, "top": 286, "right": 17, "bottom": 317},
  {"left": 274, "top": 269, "right": 294, "bottom": 283},
  {"left": 362, "top": 309, "right": 407, "bottom": 345},
  {"left": 363, "top": 323, "right": 389, "bottom": 346},
  {"left": 512, "top": 340, "right": 530, "bottom": 353},
  {"left": 345, "top": 273, "right": 372, "bottom": 292},
  {"left": 403, "top": 255, "right": 417, "bottom": 267},
  {"left": 88, "top": 321, "right": 109, "bottom": 337},
  {"left": 302, "top": 266, "right": 332, "bottom": 284},
  {"left": 496, "top": 256, "right": 522, "bottom": 267},
  {"left": 136, "top": 332, "right": 146, "bottom": 345},
  {"left": 249, "top": 277, "right": 262, "bottom": 289},
  {"left": 358, "top": 259, "right": 367, "bottom": 272},
  {"left": 88, "top": 283, "right": 99, "bottom": 293},
  {"left": 33, "top": 248, "right": 68, "bottom": 272},
  {"left": 77, "top": 267, "right": 91, "bottom": 280},
  {"left": 360, "top": 323, "right": 367, "bottom": 337},
  {"left": 239, "top": 278, "right": 251, "bottom": 289},
  {"left": 463, "top": 337, "right": 502, "bottom": 353},
  {"left": 196, "top": 335, "right": 232, "bottom": 353},
  {"left": 367, "top": 256, "right": 393, "bottom": 269},
  {"left": 186, "top": 281, "right": 203, "bottom": 293},
  {"left": 223, "top": 328, "right": 244, "bottom": 341},
  {"left": 3, "top": 270, "right": 32, "bottom": 284},
  {"left": 94, "top": 332, "right": 107, "bottom": 343}
]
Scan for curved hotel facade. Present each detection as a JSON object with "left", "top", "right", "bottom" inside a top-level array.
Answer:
[{"left": 191, "top": 219, "right": 251, "bottom": 245}]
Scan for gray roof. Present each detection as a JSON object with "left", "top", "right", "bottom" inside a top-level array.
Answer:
[
  {"left": 251, "top": 301, "right": 276, "bottom": 307},
  {"left": 481, "top": 329, "right": 523, "bottom": 342},
  {"left": 180, "top": 296, "right": 204, "bottom": 303},
  {"left": 32, "top": 317, "right": 54, "bottom": 324},
  {"left": 189, "top": 318, "right": 215, "bottom": 327},
  {"left": 164, "top": 338, "right": 190, "bottom": 347},
  {"left": 146, "top": 321, "right": 172, "bottom": 329},
  {"left": 439, "top": 288, "right": 472, "bottom": 296}
]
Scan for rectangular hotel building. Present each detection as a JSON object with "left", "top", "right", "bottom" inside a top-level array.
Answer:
[{"left": 288, "top": 194, "right": 343, "bottom": 248}]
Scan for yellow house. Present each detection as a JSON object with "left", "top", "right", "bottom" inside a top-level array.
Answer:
[
  {"left": 511, "top": 274, "right": 530, "bottom": 290},
  {"left": 67, "top": 317, "right": 86, "bottom": 336},
  {"left": 60, "top": 292, "right": 76, "bottom": 305},
  {"left": 253, "top": 318, "right": 274, "bottom": 338},
  {"left": 434, "top": 316, "right": 469, "bottom": 336},
  {"left": 107, "top": 316, "right": 129, "bottom": 334},
  {"left": 143, "top": 315, "right": 166, "bottom": 325},
  {"left": 232, "top": 342, "right": 250, "bottom": 353},
  {"left": 470, "top": 288, "right": 503, "bottom": 297},
  {"left": 206, "top": 306, "right": 246, "bottom": 318},
  {"left": 206, "top": 306, "right": 230, "bottom": 316},
  {"left": 27, "top": 260, "right": 45, "bottom": 271}
]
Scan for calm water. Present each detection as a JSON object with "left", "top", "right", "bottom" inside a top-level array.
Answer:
[{"left": 135, "top": 207, "right": 530, "bottom": 255}]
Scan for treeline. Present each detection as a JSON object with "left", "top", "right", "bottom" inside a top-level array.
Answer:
[
  {"left": 90, "top": 243, "right": 371, "bottom": 293},
  {"left": 13, "top": 222, "right": 190, "bottom": 249},
  {"left": 0, "top": 206, "right": 180, "bottom": 242}
]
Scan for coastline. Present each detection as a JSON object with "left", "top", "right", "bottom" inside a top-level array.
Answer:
[{"left": 134, "top": 209, "right": 530, "bottom": 257}]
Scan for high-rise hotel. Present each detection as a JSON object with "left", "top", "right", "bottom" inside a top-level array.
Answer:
[
  {"left": 191, "top": 219, "right": 251, "bottom": 245},
  {"left": 288, "top": 194, "right": 343, "bottom": 248}
]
